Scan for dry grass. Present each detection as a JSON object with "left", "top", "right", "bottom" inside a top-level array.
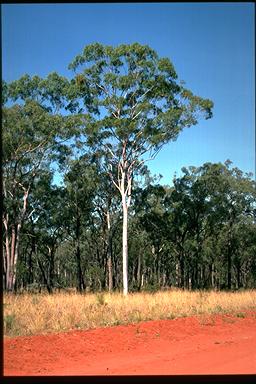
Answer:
[{"left": 3, "top": 289, "right": 256, "bottom": 337}]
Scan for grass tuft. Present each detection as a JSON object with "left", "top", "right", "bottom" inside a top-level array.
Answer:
[
  {"left": 96, "top": 293, "right": 106, "bottom": 306},
  {"left": 236, "top": 312, "right": 246, "bottom": 318},
  {"left": 4, "top": 314, "right": 16, "bottom": 333}
]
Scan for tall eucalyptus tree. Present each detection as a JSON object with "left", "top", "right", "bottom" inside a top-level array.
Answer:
[{"left": 68, "top": 42, "right": 213, "bottom": 294}]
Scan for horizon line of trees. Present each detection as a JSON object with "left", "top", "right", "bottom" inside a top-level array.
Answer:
[
  {"left": 3, "top": 147, "right": 256, "bottom": 293},
  {"left": 2, "top": 43, "right": 255, "bottom": 294}
]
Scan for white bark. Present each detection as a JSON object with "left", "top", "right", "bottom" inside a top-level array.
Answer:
[
  {"left": 122, "top": 199, "right": 128, "bottom": 296},
  {"left": 12, "top": 222, "right": 21, "bottom": 289},
  {"left": 3, "top": 186, "right": 30, "bottom": 291},
  {"left": 108, "top": 138, "right": 133, "bottom": 295}
]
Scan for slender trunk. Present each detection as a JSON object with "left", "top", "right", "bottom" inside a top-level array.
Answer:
[
  {"left": 3, "top": 218, "right": 10, "bottom": 291},
  {"left": 8, "top": 225, "right": 16, "bottom": 290},
  {"left": 76, "top": 243, "right": 84, "bottom": 292},
  {"left": 210, "top": 263, "right": 215, "bottom": 289},
  {"left": 189, "top": 277, "right": 192, "bottom": 291},
  {"left": 112, "top": 251, "right": 117, "bottom": 289},
  {"left": 107, "top": 257, "right": 113, "bottom": 291},
  {"left": 194, "top": 264, "right": 198, "bottom": 289},
  {"left": 180, "top": 256, "right": 184, "bottom": 289},
  {"left": 37, "top": 256, "right": 50, "bottom": 293},
  {"left": 120, "top": 160, "right": 131, "bottom": 296},
  {"left": 48, "top": 245, "right": 55, "bottom": 294},
  {"left": 227, "top": 235, "right": 232, "bottom": 290},
  {"left": 200, "top": 265, "right": 204, "bottom": 288},
  {"left": 12, "top": 223, "right": 21, "bottom": 290},
  {"left": 236, "top": 263, "right": 241, "bottom": 289},
  {"left": 162, "top": 272, "right": 166, "bottom": 288},
  {"left": 227, "top": 251, "right": 232, "bottom": 290},
  {"left": 28, "top": 242, "right": 34, "bottom": 285},
  {"left": 175, "top": 262, "right": 179, "bottom": 287},
  {"left": 141, "top": 273, "right": 144, "bottom": 288},
  {"left": 227, "top": 218, "right": 233, "bottom": 290},
  {"left": 151, "top": 245, "right": 157, "bottom": 285},
  {"left": 75, "top": 211, "right": 84, "bottom": 292},
  {"left": 122, "top": 199, "right": 128, "bottom": 295},
  {"left": 132, "top": 264, "right": 136, "bottom": 287},
  {"left": 114, "top": 144, "right": 132, "bottom": 295},
  {"left": 3, "top": 246, "right": 7, "bottom": 290},
  {"left": 156, "top": 247, "right": 161, "bottom": 287},
  {"left": 137, "top": 252, "right": 141, "bottom": 291},
  {"left": 106, "top": 210, "right": 113, "bottom": 292},
  {"left": 6, "top": 224, "right": 20, "bottom": 291}
]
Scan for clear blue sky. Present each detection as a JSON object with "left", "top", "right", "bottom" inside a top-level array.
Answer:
[{"left": 2, "top": 3, "right": 255, "bottom": 184}]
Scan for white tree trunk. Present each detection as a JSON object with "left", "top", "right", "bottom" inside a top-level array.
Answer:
[
  {"left": 122, "top": 198, "right": 128, "bottom": 296},
  {"left": 3, "top": 188, "right": 29, "bottom": 291},
  {"left": 111, "top": 144, "right": 132, "bottom": 296},
  {"left": 175, "top": 262, "right": 179, "bottom": 287},
  {"left": 12, "top": 223, "right": 21, "bottom": 290},
  {"left": 3, "top": 217, "right": 10, "bottom": 290}
]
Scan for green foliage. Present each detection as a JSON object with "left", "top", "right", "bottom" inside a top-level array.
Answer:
[{"left": 68, "top": 42, "right": 213, "bottom": 160}]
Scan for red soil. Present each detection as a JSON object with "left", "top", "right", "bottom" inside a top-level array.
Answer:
[{"left": 4, "top": 312, "right": 256, "bottom": 376}]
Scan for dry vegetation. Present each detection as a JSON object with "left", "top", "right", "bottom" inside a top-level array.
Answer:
[{"left": 4, "top": 289, "right": 256, "bottom": 337}]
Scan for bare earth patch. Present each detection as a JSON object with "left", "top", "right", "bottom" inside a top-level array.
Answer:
[{"left": 4, "top": 312, "right": 256, "bottom": 376}]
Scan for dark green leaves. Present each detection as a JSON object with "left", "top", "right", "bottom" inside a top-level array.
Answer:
[{"left": 158, "top": 58, "right": 178, "bottom": 79}]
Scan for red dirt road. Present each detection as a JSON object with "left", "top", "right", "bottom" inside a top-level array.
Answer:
[{"left": 4, "top": 312, "right": 256, "bottom": 376}]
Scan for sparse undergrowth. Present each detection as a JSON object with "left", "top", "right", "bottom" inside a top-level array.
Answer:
[{"left": 4, "top": 289, "right": 256, "bottom": 337}]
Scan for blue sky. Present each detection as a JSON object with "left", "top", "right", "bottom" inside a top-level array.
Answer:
[{"left": 2, "top": 2, "right": 255, "bottom": 185}]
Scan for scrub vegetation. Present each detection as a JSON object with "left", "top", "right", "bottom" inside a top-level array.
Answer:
[{"left": 4, "top": 289, "right": 256, "bottom": 337}]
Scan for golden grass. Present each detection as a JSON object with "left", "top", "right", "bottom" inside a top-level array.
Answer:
[{"left": 3, "top": 289, "right": 256, "bottom": 337}]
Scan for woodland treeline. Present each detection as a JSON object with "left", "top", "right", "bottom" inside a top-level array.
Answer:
[
  {"left": 2, "top": 43, "right": 256, "bottom": 293},
  {"left": 3, "top": 157, "right": 256, "bottom": 293}
]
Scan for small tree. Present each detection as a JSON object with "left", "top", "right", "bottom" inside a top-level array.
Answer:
[{"left": 67, "top": 42, "right": 213, "bottom": 295}]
